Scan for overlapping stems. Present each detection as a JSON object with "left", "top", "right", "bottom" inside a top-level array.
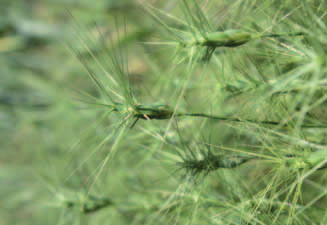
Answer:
[
  {"left": 143, "top": 0, "right": 306, "bottom": 63},
  {"left": 70, "top": 4, "right": 325, "bottom": 135},
  {"left": 69, "top": 14, "right": 177, "bottom": 130},
  {"left": 152, "top": 123, "right": 277, "bottom": 224},
  {"left": 67, "top": 2, "right": 327, "bottom": 223},
  {"left": 165, "top": 126, "right": 327, "bottom": 223},
  {"left": 71, "top": 19, "right": 327, "bottom": 130}
]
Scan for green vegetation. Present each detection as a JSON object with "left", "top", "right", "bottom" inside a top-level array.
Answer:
[{"left": 1, "top": 0, "right": 327, "bottom": 224}]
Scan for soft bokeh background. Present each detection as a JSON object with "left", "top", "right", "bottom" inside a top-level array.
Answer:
[{"left": 1, "top": 1, "right": 154, "bottom": 224}]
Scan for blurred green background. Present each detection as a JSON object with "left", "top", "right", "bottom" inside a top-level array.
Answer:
[{"left": 0, "top": 1, "right": 155, "bottom": 224}]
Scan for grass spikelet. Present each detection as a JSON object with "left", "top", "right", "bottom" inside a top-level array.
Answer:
[
  {"left": 143, "top": 0, "right": 306, "bottom": 63},
  {"left": 68, "top": 12, "right": 180, "bottom": 130},
  {"left": 177, "top": 148, "right": 256, "bottom": 179},
  {"left": 182, "top": 29, "right": 306, "bottom": 49},
  {"left": 163, "top": 122, "right": 262, "bottom": 186}
]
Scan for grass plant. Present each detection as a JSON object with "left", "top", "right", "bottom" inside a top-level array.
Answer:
[
  {"left": 2, "top": 0, "right": 327, "bottom": 225},
  {"left": 59, "top": 1, "right": 327, "bottom": 224}
]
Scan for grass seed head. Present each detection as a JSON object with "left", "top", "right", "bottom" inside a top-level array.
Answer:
[
  {"left": 134, "top": 104, "right": 174, "bottom": 120},
  {"left": 200, "top": 30, "right": 254, "bottom": 48},
  {"left": 178, "top": 153, "right": 254, "bottom": 179}
]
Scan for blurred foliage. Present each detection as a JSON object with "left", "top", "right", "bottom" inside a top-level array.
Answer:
[{"left": 0, "top": 1, "right": 151, "bottom": 224}]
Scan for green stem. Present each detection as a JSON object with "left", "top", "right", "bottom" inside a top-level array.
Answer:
[
  {"left": 106, "top": 102, "right": 327, "bottom": 129},
  {"left": 178, "top": 112, "right": 327, "bottom": 128},
  {"left": 261, "top": 31, "right": 307, "bottom": 38}
]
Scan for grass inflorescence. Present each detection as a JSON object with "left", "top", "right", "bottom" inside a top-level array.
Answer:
[
  {"left": 175, "top": 142, "right": 259, "bottom": 183},
  {"left": 143, "top": 0, "right": 307, "bottom": 63}
]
